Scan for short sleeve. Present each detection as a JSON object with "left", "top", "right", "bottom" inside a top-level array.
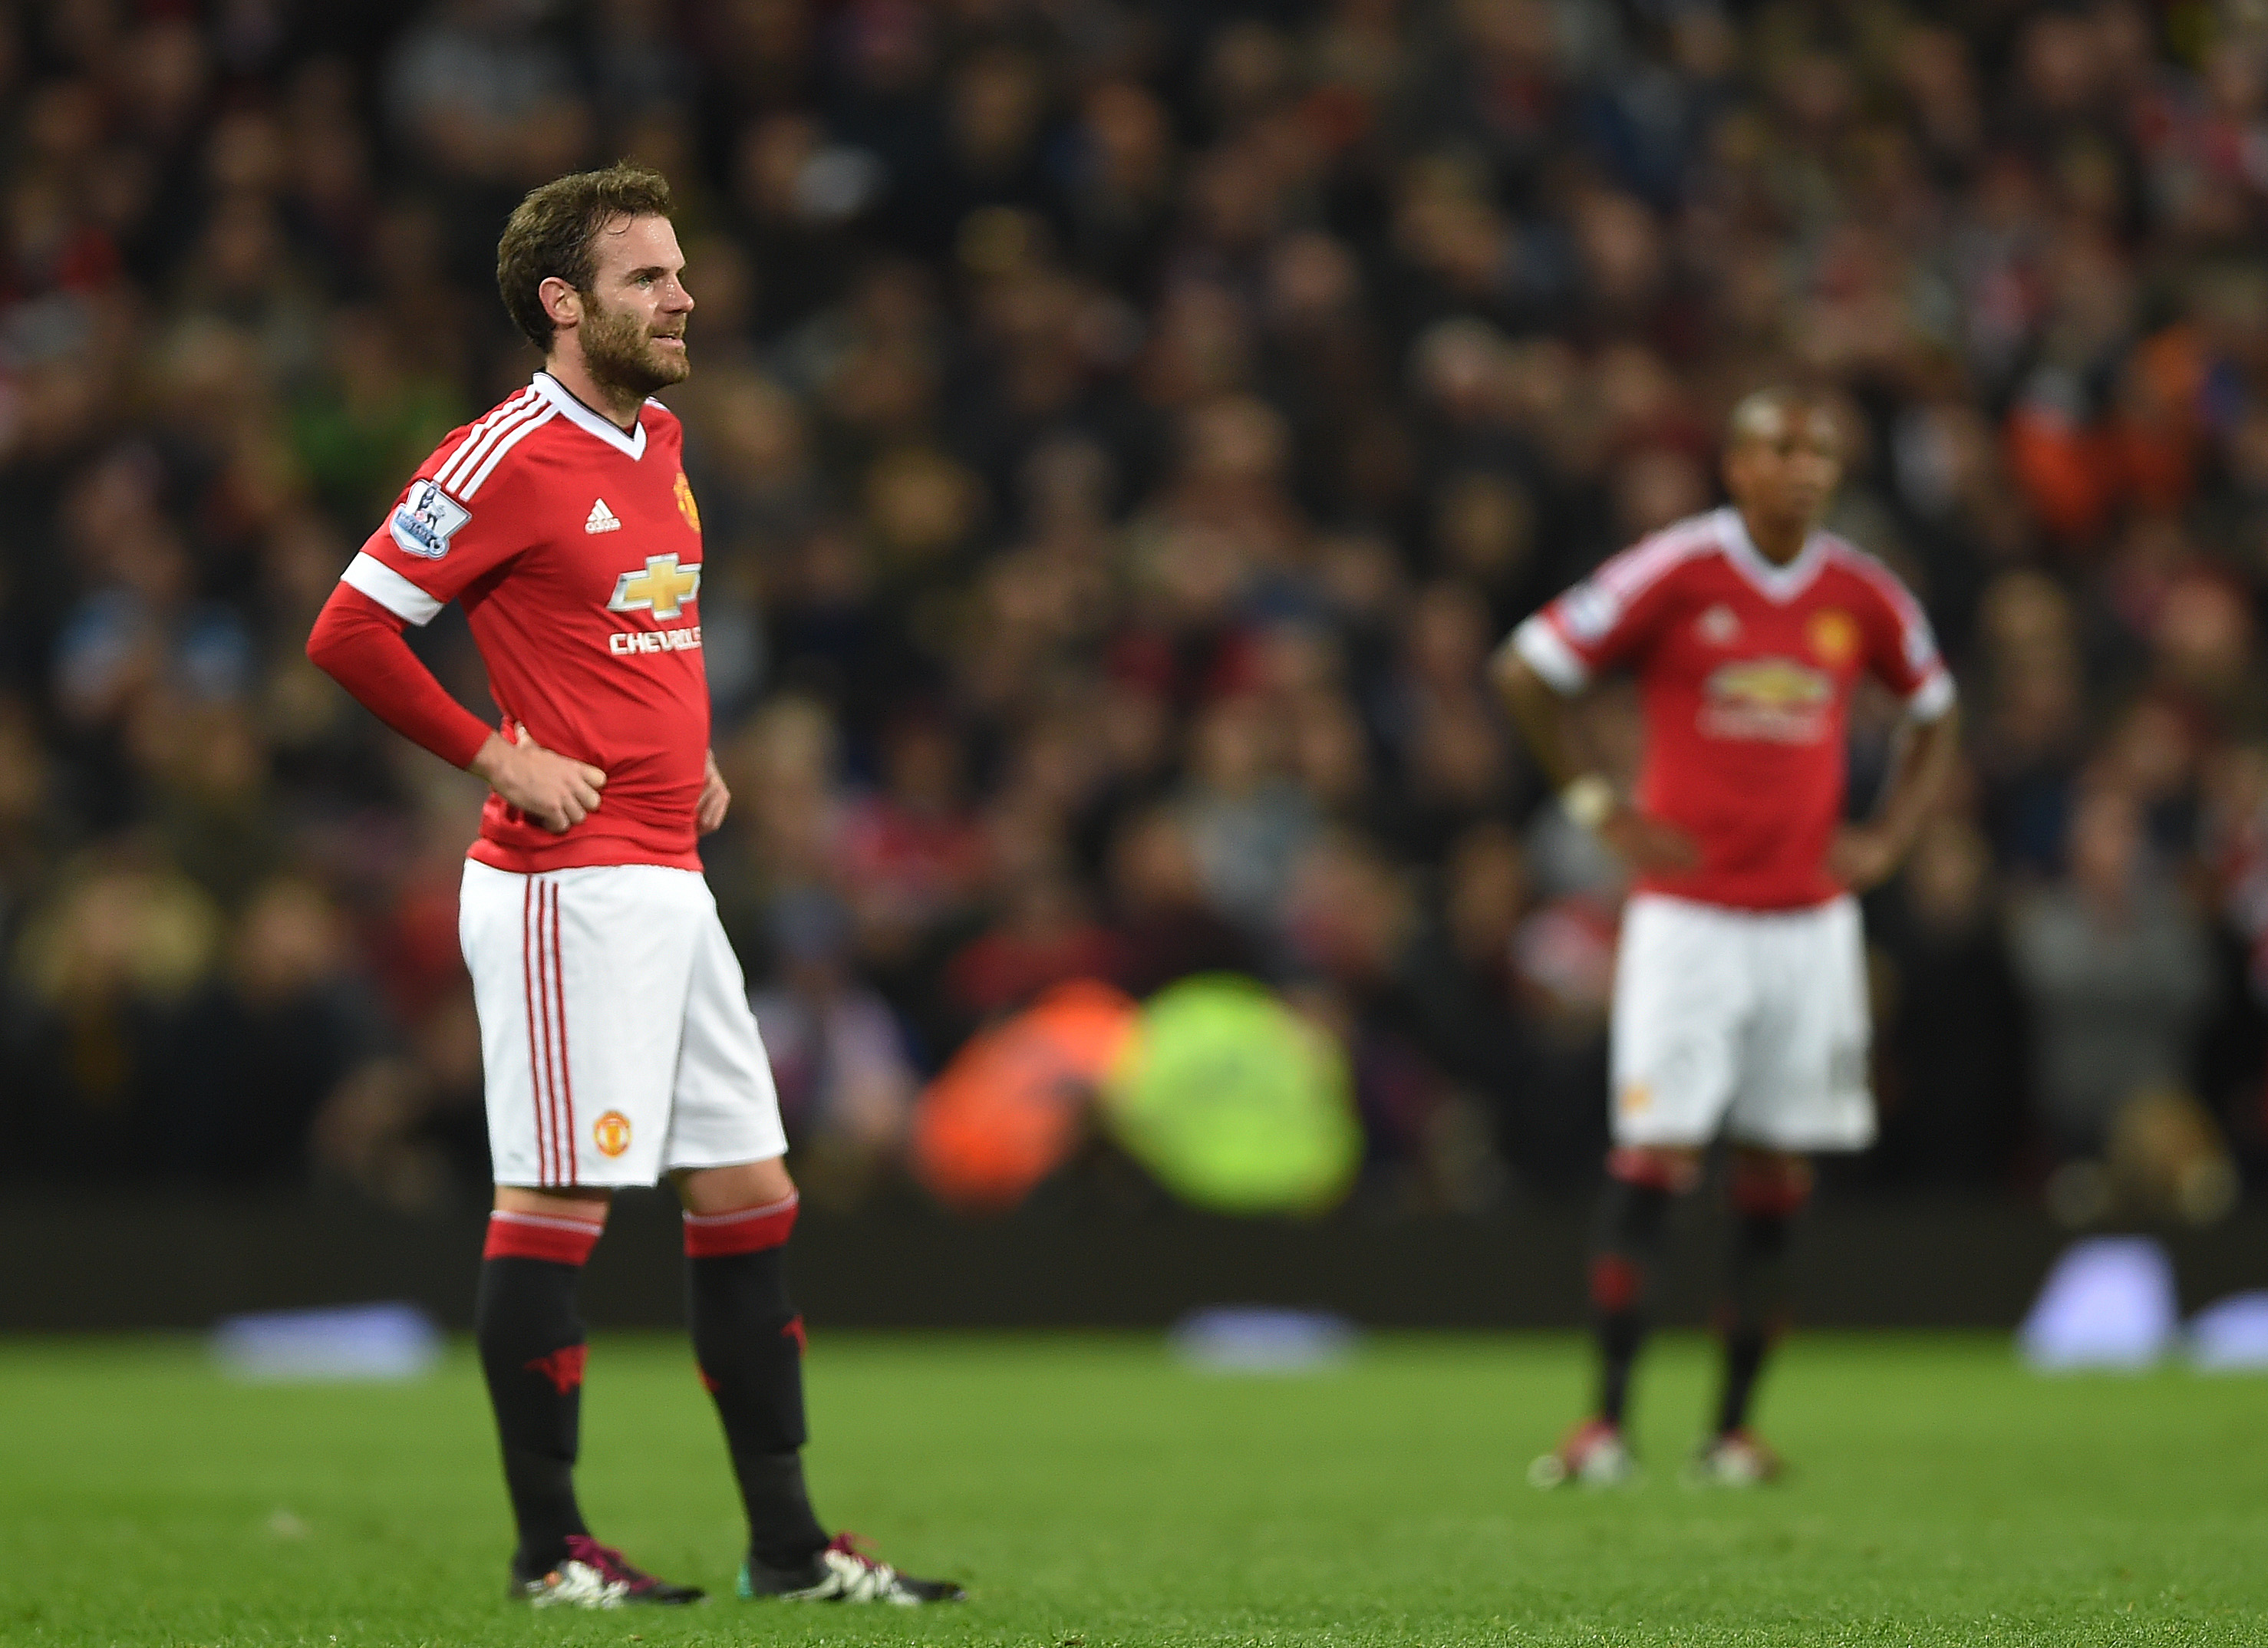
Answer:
[
  {"left": 1505, "top": 533, "right": 1695, "bottom": 692},
  {"left": 1852, "top": 557, "right": 1956, "bottom": 721},
  {"left": 338, "top": 400, "right": 549, "bottom": 625}
]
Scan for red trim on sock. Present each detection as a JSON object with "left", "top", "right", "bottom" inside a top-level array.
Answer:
[
  {"left": 484, "top": 1209, "right": 603, "bottom": 1264},
  {"left": 1590, "top": 1254, "right": 1643, "bottom": 1313},
  {"left": 782, "top": 1314, "right": 807, "bottom": 1356},
  {"left": 1729, "top": 1173, "right": 1811, "bottom": 1219},
  {"left": 682, "top": 1192, "right": 799, "bottom": 1257},
  {"left": 1607, "top": 1146, "right": 1699, "bottom": 1193}
]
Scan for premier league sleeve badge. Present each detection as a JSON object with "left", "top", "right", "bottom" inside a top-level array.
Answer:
[{"left": 390, "top": 478, "right": 471, "bottom": 559}]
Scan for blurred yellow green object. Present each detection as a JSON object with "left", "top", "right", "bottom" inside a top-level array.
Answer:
[{"left": 1103, "top": 974, "right": 1362, "bottom": 1215}]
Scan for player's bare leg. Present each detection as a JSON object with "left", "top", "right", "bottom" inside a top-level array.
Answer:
[
  {"left": 675, "top": 1160, "right": 964, "bottom": 1604},
  {"left": 1532, "top": 1143, "right": 1703, "bottom": 1486},
  {"left": 1690, "top": 1147, "right": 1811, "bottom": 1486}
]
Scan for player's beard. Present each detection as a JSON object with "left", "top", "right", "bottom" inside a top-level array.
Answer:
[{"left": 579, "top": 294, "right": 689, "bottom": 402}]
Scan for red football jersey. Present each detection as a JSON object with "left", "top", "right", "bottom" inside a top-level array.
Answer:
[
  {"left": 1512, "top": 507, "right": 1954, "bottom": 911},
  {"left": 342, "top": 372, "right": 710, "bottom": 873}
]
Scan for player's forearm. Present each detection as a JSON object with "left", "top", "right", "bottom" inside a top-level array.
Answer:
[
  {"left": 308, "top": 584, "right": 494, "bottom": 770},
  {"left": 1492, "top": 649, "right": 1592, "bottom": 794},
  {"left": 1869, "top": 703, "right": 1961, "bottom": 851},
  {"left": 466, "top": 733, "right": 517, "bottom": 785}
]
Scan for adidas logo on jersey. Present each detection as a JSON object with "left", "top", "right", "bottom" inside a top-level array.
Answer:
[{"left": 585, "top": 498, "right": 622, "bottom": 534}]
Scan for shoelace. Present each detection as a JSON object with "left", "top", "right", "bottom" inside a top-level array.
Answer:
[
  {"left": 826, "top": 1532, "right": 888, "bottom": 1572},
  {"left": 1567, "top": 1419, "right": 1618, "bottom": 1459},
  {"left": 564, "top": 1535, "right": 654, "bottom": 1592}
]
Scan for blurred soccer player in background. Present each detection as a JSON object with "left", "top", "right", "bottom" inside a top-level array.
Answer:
[
  {"left": 1498, "top": 391, "right": 1960, "bottom": 1487},
  {"left": 308, "top": 164, "right": 961, "bottom": 1607}
]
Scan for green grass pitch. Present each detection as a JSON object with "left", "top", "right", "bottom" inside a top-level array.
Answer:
[{"left": 0, "top": 1333, "right": 2261, "bottom": 1646}]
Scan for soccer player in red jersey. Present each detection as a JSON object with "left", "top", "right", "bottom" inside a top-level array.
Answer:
[
  {"left": 1496, "top": 391, "right": 1960, "bottom": 1487},
  {"left": 307, "top": 166, "right": 961, "bottom": 1607}
]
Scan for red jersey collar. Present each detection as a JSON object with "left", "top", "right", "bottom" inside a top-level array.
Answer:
[
  {"left": 532, "top": 371, "right": 649, "bottom": 461},
  {"left": 1717, "top": 506, "right": 1829, "bottom": 604}
]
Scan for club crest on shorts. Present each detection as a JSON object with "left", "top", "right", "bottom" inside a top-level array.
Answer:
[{"left": 593, "top": 1110, "right": 633, "bottom": 1157}]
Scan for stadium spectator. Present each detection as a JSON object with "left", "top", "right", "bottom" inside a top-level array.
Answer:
[
  {"left": 3, "top": 0, "right": 2267, "bottom": 1219},
  {"left": 749, "top": 885, "right": 919, "bottom": 1205},
  {"left": 2008, "top": 785, "right": 2219, "bottom": 1185}
]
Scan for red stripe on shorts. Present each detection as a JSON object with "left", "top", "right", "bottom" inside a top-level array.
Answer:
[
  {"left": 522, "top": 878, "right": 549, "bottom": 1185},
  {"left": 541, "top": 882, "right": 567, "bottom": 1183},
  {"left": 549, "top": 882, "right": 577, "bottom": 1184}
]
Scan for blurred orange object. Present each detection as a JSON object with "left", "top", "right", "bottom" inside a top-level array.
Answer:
[
  {"left": 911, "top": 980, "right": 1140, "bottom": 1213},
  {"left": 2109, "top": 326, "right": 2206, "bottom": 516},
  {"left": 2005, "top": 400, "right": 2112, "bottom": 544}
]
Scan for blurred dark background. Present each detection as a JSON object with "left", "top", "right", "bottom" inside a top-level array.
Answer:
[{"left": 6, "top": 0, "right": 2268, "bottom": 1324}]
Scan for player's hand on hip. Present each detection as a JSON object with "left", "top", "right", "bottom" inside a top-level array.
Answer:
[
  {"left": 470, "top": 727, "right": 606, "bottom": 834},
  {"left": 1598, "top": 806, "right": 1700, "bottom": 875},
  {"left": 697, "top": 747, "right": 730, "bottom": 835},
  {"left": 1826, "top": 822, "right": 1904, "bottom": 892}
]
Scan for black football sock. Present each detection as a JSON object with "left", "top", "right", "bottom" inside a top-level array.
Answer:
[
  {"left": 1590, "top": 1165, "right": 1679, "bottom": 1428},
  {"left": 685, "top": 1197, "right": 830, "bottom": 1571},
  {"left": 1716, "top": 1192, "right": 1800, "bottom": 1436},
  {"left": 476, "top": 1213, "right": 604, "bottom": 1573}
]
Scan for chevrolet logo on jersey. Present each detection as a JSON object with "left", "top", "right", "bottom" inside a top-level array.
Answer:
[
  {"left": 608, "top": 554, "right": 701, "bottom": 619},
  {"left": 1708, "top": 659, "right": 1831, "bottom": 708},
  {"left": 1699, "top": 658, "right": 1833, "bottom": 744}
]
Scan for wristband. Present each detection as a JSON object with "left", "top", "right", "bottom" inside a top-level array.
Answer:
[{"left": 1560, "top": 773, "right": 1617, "bottom": 832}]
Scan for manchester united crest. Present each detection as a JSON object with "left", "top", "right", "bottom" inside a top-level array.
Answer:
[
  {"left": 593, "top": 1110, "right": 633, "bottom": 1158},
  {"left": 1808, "top": 607, "right": 1859, "bottom": 668},
  {"left": 673, "top": 470, "right": 701, "bottom": 532}
]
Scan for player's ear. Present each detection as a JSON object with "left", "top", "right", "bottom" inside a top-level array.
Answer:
[{"left": 539, "top": 276, "right": 582, "bottom": 331}]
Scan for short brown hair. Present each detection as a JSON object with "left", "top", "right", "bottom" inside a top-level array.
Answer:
[{"left": 496, "top": 163, "right": 675, "bottom": 352}]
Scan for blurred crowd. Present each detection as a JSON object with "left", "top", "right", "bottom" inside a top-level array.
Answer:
[{"left": 6, "top": 0, "right": 2268, "bottom": 1223}]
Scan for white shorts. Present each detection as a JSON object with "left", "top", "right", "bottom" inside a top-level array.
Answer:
[
  {"left": 1610, "top": 892, "right": 1874, "bottom": 1154},
  {"left": 459, "top": 859, "right": 787, "bottom": 1188}
]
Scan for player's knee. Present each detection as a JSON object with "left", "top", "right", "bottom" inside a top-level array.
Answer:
[
  {"left": 493, "top": 1185, "right": 613, "bottom": 1226},
  {"left": 1607, "top": 1144, "right": 1703, "bottom": 1195},
  {"left": 676, "top": 1156, "right": 796, "bottom": 1216},
  {"left": 1729, "top": 1150, "right": 1812, "bottom": 1218}
]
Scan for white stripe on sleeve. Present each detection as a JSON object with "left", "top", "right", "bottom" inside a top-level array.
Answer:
[
  {"left": 460, "top": 406, "right": 558, "bottom": 499},
  {"left": 433, "top": 391, "right": 538, "bottom": 493},
  {"left": 1508, "top": 613, "right": 1591, "bottom": 693},
  {"left": 1906, "top": 670, "right": 1956, "bottom": 723},
  {"left": 341, "top": 552, "right": 445, "bottom": 626}
]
